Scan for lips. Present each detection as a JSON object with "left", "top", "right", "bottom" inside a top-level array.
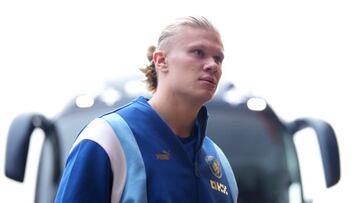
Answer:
[{"left": 199, "top": 76, "right": 216, "bottom": 86}]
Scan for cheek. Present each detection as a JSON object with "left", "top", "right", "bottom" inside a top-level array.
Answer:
[
  {"left": 217, "top": 67, "right": 222, "bottom": 79},
  {"left": 167, "top": 54, "right": 201, "bottom": 77},
  {"left": 168, "top": 55, "right": 190, "bottom": 70},
  {"left": 177, "top": 59, "right": 198, "bottom": 73}
]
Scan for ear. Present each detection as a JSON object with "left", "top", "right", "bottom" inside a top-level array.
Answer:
[{"left": 153, "top": 50, "right": 168, "bottom": 73}]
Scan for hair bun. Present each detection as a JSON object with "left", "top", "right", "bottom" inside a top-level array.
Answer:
[{"left": 147, "top": 45, "right": 156, "bottom": 62}]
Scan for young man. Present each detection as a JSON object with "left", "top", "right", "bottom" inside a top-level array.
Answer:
[{"left": 55, "top": 16, "right": 238, "bottom": 203}]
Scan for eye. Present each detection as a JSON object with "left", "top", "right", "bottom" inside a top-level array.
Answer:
[
  {"left": 213, "top": 55, "right": 223, "bottom": 64},
  {"left": 192, "top": 49, "right": 205, "bottom": 57}
]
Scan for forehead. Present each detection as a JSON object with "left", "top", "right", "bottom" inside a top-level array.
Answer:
[{"left": 167, "top": 26, "right": 224, "bottom": 52}]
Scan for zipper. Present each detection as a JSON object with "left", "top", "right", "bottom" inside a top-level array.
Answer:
[
  {"left": 194, "top": 161, "right": 200, "bottom": 177},
  {"left": 194, "top": 107, "right": 208, "bottom": 177}
]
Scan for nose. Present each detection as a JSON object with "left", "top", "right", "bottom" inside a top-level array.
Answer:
[{"left": 203, "top": 58, "right": 220, "bottom": 73}]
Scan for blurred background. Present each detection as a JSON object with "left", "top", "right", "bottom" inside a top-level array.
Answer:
[{"left": 0, "top": 0, "right": 359, "bottom": 202}]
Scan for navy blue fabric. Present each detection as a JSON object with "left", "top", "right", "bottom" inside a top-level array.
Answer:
[
  {"left": 55, "top": 140, "right": 113, "bottom": 203},
  {"left": 180, "top": 136, "right": 197, "bottom": 162},
  {"left": 55, "top": 96, "right": 237, "bottom": 203},
  {"left": 116, "top": 97, "right": 236, "bottom": 203}
]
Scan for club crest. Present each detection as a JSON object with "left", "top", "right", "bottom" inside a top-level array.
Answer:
[{"left": 205, "top": 156, "right": 222, "bottom": 179}]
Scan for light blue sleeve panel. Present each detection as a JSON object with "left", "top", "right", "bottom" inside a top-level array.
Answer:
[
  {"left": 213, "top": 143, "right": 239, "bottom": 203},
  {"left": 103, "top": 113, "right": 148, "bottom": 203}
]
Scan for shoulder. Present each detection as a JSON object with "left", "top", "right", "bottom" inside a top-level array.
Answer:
[
  {"left": 71, "top": 117, "right": 124, "bottom": 159},
  {"left": 202, "top": 136, "right": 239, "bottom": 202},
  {"left": 69, "top": 117, "right": 127, "bottom": 183},
  {"left": 202, "top": 137, "right": 230, "bottom": 167},
  {"left": 60, "top": 116, "right": 127, "bottom": 203},
  {"left": 202, "top": 137, "right": 230, "bottom": 168},
  {"left": 202, "top": 136, "right": 221, "bottom": 152}
]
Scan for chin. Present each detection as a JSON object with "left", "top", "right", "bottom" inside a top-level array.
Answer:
[{"left": 197, "top": 91, "right": 215, "bottom": 104}]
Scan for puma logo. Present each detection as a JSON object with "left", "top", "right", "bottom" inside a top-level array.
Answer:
[{"left": 155, "top": 150, "right": 171, "bottom": 160}]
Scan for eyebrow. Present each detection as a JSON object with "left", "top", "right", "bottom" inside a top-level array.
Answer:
[{"left": 188, "top": 43, "right": 224, "bottom": 59}]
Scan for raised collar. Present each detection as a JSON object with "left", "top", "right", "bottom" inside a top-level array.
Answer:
[{"left": 135, "top": 96, "right": 209, "bottom": 146}]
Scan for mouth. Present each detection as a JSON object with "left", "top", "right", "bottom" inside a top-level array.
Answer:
[
  {"left": 200, "top": 76, "right": 216, "bottom": 83},
  {"left": 199, "top": 76, "right": 217, "bottom": 87}
]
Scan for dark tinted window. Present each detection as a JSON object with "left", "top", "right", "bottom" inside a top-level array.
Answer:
[{"left": 207, "top": 102, "right": 292, "bottom": 203}]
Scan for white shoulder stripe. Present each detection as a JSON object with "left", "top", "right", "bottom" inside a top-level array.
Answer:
[{"left": 71, "top": 118, "right": 126, "bottom": 203}]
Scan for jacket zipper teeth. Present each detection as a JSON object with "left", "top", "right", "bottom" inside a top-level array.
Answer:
[
  {"left": 194, "top": 161, "right": 199, "bottom": 177},
  {"left": 194, "top": 108, "right": 208, "bottom": 178}
]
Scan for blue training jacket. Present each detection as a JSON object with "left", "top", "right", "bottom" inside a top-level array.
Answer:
[{"left": 55, "top": 96, "right": 238, "bottom": 203}]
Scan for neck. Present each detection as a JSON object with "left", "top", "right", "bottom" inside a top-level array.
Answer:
[{"left": 148, "top": 93, "right": 201, "bottom": 138}]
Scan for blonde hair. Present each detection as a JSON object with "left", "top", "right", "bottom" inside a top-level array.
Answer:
[{"left": 140, "top": 16, "right": 220, "bottom": 92}]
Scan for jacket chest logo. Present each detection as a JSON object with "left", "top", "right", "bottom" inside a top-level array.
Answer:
[
  {"left": 155, "top": 150, "right": 171, "bottom": 160},
  {"left": 205, "top": 156, "right": 222, "bottom": 179}
]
